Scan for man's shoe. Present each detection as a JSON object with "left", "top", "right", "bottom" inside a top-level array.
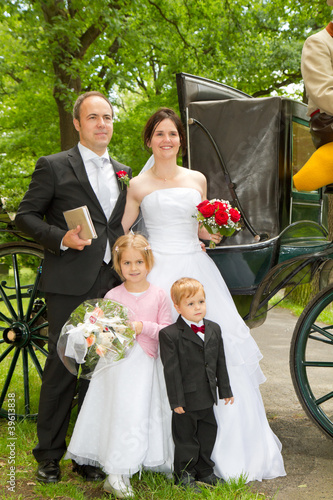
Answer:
[
  {"left": 174, "top": 472, "right": 202, "bottom": 493},
  {"left": 197, "top": 472, "right": 225, "bottom": 487},
  {"left": 104, "top": 474, "right": 134, "bottom": 498},
  {"left": 72, "top": 460, "right": 106, "bottom": 481},
  {"left": 36, "top": 459, "right": 61, "bottom": 483}
]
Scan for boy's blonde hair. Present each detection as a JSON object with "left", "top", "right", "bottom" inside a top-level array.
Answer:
[
  {"left": 170, "top": 277, "right": 205, "bottom": 306},
  {"left": 112, "top": 233, "right": 154, "bottom": 280}
]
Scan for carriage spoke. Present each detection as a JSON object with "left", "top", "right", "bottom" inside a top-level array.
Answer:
[
  {"left": 0, "top": 311, "right": 13, "bottom": 326},
  {"left": 308, "top": 334, "right": 333, "bottom": 345},
  {"left": 310, "top": 324, "right": 333, "bottom": 343},
  {"left": 304, "top": 360, "right": 333, "bottom": 367},
  {"left": 0, "top": 344, "right": 14, "bottom": 362},
  {"left": 30, "top": 323, "right": 48, "bottom": 335},
  {"left": 0, "top": 348, "right": 20, "bottom": 409},
  {"left": 22, "top": 347, "right": 30, "bottom": 415},
  {"left": 27, "top": 344, "right": 44, "bottom": 378},
  {"left": 29, "top": 303, "right": 47, "bottom": 330},
  {"left": 24, "top": 265, "right": 43, "bottom": 322},
  {"left": 12, "top": 254, "right": 24, "bottom": 320},
  {"left": 290, "top": 284, "right": 333, "bottom": 439},
  {"left": 31, "top": 342, "right": 49, "bottom": 357},
  {"left": 316, "top": 391, "right": 333, "bottom": 406},
  {"left": 0, "top": 282, "right": 17, "bottom": 322}
]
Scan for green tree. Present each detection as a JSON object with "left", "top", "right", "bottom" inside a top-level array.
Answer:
[{"left": 1, "top": 0, "right": 332, "bottom": 212}]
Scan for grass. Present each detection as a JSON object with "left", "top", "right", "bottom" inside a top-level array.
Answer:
[
  {"left": 269, "top": 289, "right": 333, "bottom": 324},
  {"left": 0, "top": 417, "right": 267, "bottom": 499},
  {"left": 268, "top": 292, "right": 304, "bottom": 318},
  {"left": 0, "top": 346, "right": 45, "bottom": 417}
]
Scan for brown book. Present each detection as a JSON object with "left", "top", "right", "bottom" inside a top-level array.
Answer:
[{"left": 63, "top": 206, "right": 97, "bottom": 240}]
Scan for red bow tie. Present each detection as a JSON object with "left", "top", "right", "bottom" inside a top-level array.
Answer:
[{"left": 191, "top": 324, "right": 205, "bottom": 334}]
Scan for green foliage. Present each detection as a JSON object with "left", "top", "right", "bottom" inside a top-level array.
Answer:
[
  {"left": 112, "top": 89, "right": 180, "bottom": 175},
  {"left": 1, "top": 0, "right": 333, "bottom": 209}
]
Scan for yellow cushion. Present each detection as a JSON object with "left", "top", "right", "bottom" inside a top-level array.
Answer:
[{"left": 293, "top": 141, "right": 333, "bottom": 191}]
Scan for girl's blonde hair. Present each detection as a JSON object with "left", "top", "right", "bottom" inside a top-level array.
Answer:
[
  {"left": 170, "top": 277, "right": 205, "bottom": 306},
  {"left": 112, "top": 233, "right": 154, "bottom": 280}
]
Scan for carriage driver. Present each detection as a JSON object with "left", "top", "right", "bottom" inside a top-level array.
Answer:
[
  {"left": 301, "top": 0, "right": 333, "bottom": 150},
  {"left": 293, "top": 0, "right": 333, "bottom": 191}
]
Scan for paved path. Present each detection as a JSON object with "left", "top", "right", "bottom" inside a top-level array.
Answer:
[{"left": 249, "top": 308, "right": 333, "bottom": 500}]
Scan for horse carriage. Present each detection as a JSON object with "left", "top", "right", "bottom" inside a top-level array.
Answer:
[
  {"left": 0, "top": 212, "right": 48, "bottom": 419},
  {"left": 1, "top": 72, "right": 333, "bottom": 440}
]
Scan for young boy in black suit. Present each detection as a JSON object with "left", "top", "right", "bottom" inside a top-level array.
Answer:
[{"left": 159, "top": 277, "right": 234, "bottom": 492}]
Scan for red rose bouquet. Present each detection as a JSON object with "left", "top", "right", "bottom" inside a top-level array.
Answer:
[{"left": 195, "top": 199, "right": 242, "bottom": 248}]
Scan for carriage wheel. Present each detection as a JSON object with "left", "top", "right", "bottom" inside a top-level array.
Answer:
[
  {"left": 0, "top": 242, "right": 48, "bottom": 419},
  {"left": 290, "top": 284, "right": 333, "bottom": 439}
]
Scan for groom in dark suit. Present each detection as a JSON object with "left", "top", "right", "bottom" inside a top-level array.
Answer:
[
  {"left": 159, "top": 278, "right": 234, "bottom": 492},
  {"left": 15, "top": 91, "right": 131, "bottom": 483}
]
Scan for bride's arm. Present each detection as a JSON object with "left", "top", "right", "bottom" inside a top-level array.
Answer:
[
  {"left": 198, "top": 226, "right": 221, "bottom": 245},
  {"left": 121, "top": 182, "right": 141, "bottom": 234},
  {"left": 196, "top": 173, "right": 221, "bottom": 245}
]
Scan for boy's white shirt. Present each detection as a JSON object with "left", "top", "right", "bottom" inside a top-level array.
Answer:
[{"left": 181, "top": 316, "right": 205, "bottom": 342}]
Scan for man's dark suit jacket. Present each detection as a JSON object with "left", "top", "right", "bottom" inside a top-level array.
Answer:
[
  {"left": 159, "top": 316, "right": 233, "bottom": 412},
  {"left": 15, "top": 145, "right": 131, "bottom": 296}
]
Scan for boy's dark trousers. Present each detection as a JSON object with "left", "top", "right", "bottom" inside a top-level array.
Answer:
[{"left": 172, "top": 406, "right": 217, "bottom": 480}]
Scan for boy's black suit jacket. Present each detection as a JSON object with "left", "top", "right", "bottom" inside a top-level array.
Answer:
[
  {"left": 159, "top": 315, "right": 233, "bottom": 411},
  {"left": 15, "top": 145, "right": 131, "bottom": 296}
]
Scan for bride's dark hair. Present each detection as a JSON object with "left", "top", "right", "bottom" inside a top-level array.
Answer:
[{"left": 143, "top": 108, "right": 186, "bottom": 154}]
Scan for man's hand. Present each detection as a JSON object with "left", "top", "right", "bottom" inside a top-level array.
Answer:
[
  {"left": 63, "top": 226, "right": 92, "bottom": 251},
  {"left": 224, "top": 397, "right": 235, "bottom": 405},
  {"left": 174, "top": 407, "right": 185, "bottom": 414}
]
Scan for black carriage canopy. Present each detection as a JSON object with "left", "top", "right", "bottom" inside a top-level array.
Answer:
[{"left": 186, "top": 97, "right": 281, "bottom": 246}]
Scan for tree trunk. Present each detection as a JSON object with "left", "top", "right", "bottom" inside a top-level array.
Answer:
[
  {"left": 52, "top": 58, "right": 82, "bottom": 151},
  {"left": 285, "top": 273, "right": 319, "bottom": 308},
  {"left": 55, "top": 96, "right": 79, "bottom": 151}
]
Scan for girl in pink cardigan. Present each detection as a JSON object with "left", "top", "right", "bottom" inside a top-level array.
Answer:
[{"left": 66, "top": 234, "right": 173, "bottom": 498}]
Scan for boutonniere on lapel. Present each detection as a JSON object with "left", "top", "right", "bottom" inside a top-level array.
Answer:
[{"left": 116, "top": 170, "right": 130, "bottom": 190}]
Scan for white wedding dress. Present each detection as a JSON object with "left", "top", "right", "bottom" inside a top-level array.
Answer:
[
  {"left": 65, "top": 341, "right": 173, "bottom": 475},
  {"left": 141, "top": 187, "right": 286, "bottom": 482}
]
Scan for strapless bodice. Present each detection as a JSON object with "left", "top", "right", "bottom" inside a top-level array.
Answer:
[{"left": 140, "top": 188, "right": 202, "bottom": 254}]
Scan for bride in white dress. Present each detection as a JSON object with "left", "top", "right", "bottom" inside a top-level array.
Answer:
[{"left": 121, "top": 107, "right": 286, "bottom": 482}]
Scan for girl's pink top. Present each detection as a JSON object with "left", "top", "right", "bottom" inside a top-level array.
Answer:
[{"left": 104, "top": 283, "right": 172, "bottom": 358}]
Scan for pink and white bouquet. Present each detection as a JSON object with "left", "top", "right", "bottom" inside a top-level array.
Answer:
[
  {"left": 57, "top": 299, "right": 135, "bottom": 379},
  {"left": 195, "top": 199, "right": 242, "bottom": 248}
]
